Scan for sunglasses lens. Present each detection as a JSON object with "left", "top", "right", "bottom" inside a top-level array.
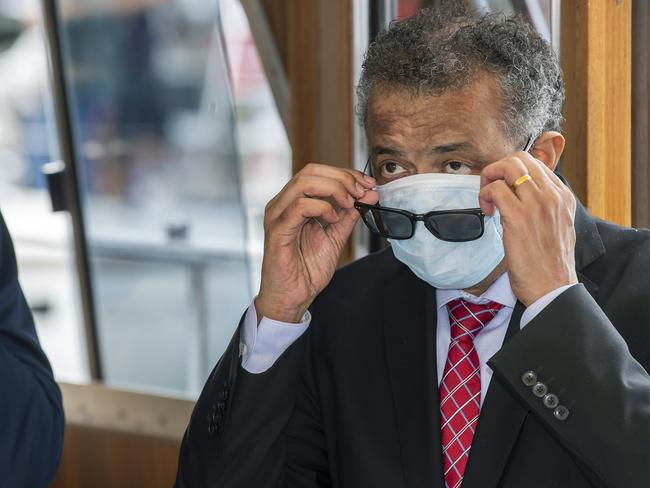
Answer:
[
  {"left": 362, "top": 207, "right": 413, "bottom": 239},
  {"left": 426, "top": 213, "right": 483, "bottom": 241}
]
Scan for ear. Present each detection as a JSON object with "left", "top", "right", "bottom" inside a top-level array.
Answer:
[{"left": 529, "top": 131, "right": 565, "bottom": 172}]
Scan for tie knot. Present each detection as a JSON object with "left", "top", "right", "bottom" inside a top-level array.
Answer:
[{"left": 446, "top": 299, "right": 503, "bottom": 342}]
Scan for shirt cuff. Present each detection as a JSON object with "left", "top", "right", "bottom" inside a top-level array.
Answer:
[
  {"left": 520, "top": 284, "right": 576, "bottom": 328},
  {"left": 240, "top": 300, "right": 311, "bottom": 374}
]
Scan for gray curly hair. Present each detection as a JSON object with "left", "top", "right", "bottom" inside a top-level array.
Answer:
[{"left": 357, "top": 6, "right": 564, "bottom": 145}]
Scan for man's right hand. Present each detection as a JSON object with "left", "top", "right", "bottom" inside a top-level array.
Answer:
[{"left": 255, "top": 163, "right": 378, "bottom": 324}]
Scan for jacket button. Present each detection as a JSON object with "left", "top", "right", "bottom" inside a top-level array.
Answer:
[
  {"left": 532, "top": 382, "right": 548, "bottom": 398},
  {"left": 543, "top": 393, "right": 559, "bottom": 409},
  {"left": 521, "top": 371, "right": 537, "bottom": 387},
  {"left": 553, "top": 405, "right": 570, "bottom": 421},
  {"left": 207, "top": 412, "right": 219, "bottom": 435}
]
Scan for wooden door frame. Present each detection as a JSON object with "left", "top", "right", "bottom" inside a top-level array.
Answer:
[{"left": 561, "top": 0, "right": 632, "bottom": 227}]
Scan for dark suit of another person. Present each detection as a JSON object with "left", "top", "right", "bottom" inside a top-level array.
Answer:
[
  {"left": 0, "top": 211, "right": 64, "bottom": 486},
  {"left": 175, "top": 199, "right": 650, "bottom": 487}
]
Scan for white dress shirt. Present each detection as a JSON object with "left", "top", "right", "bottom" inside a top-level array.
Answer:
[{"left": 240, "top": 272, "right": 574, "bottom": 403}]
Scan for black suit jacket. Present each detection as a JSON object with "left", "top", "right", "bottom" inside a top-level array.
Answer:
[
  {"left": 175, "top": 199, "right": 650, "bottom": 488},
  {"left": 0, "top": 211, "right": 64, "bottom": 486}
]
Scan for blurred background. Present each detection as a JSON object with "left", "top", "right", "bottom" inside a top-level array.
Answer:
[{"left": 0, "top": 0, "right": 646, "bottom": 486}]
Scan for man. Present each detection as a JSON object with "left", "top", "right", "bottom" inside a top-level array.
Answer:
[
  {"left": 176, "top": 7, "right": 650, "bottom": 488},
  {"left": 0, "top": 210, "right": 64, "bottom": 486}
]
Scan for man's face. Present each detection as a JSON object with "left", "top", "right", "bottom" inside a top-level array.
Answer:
[{"left": 366, "top": 74, "right": 517, "bottom": 185}]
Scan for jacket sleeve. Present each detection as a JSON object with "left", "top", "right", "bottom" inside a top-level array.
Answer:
[
  {"left": 175, "top": 313, "right": 329, "bottom": 488},
  {"left": 0, "top": 212, "right": 65, "bottom": 486},
  {"left": 488, "top": 283, "right": 650, "bottom": 488}
]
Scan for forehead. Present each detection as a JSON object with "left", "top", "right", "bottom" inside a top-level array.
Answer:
[{"left": 366, "top": 75, "right": 508, "bottom": 150}]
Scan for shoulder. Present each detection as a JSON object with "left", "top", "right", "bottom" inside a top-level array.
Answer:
[
  {"left": 589, "top": 219, "right": 650, "bottom": 279},
  {"left": 597, "top": 219, "right": 650, "bottom": 256},
  {"left": 583, "top": 217, "right": 650, "bottom": 295},
  {"left": 308, "top": 246, "right": 408, "bottom": 335},
  {"left": 586, "top": 219, "right": 650, "bottom": 360}
]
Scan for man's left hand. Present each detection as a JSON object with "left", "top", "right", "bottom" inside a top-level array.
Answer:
[{"left": 479, "top": 152, "right": 578, "bottom": 307}]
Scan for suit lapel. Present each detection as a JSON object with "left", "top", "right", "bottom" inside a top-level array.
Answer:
[
  {"left": 560, "top": 174, "right": 606, "bottom": 275},
  {"left": 382, "top": 264, "right": 444, "bottom": 488},
  {"left": 460, "top": 301, "right": 528, "bottom": 488}
]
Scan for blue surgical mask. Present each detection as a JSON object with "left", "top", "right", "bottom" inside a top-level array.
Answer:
[{"left": 376, "top": 173, "right": 504, "bottom": 290}]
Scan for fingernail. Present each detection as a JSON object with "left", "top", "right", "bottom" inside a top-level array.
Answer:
[{"left": 364, "top": 175, "right": 376, "bottom": 184}]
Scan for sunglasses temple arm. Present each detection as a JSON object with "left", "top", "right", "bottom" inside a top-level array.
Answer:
[{"left": 362, "top": 157, "right": 374, "bottom": 178}]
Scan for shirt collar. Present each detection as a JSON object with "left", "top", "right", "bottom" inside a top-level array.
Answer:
[{"left": 436, "top": 272, "right": 517, "bottom": 310}]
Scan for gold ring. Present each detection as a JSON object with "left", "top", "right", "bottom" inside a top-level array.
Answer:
[{"left": 513, "top": 174, "right": 532, "bottom": 190}]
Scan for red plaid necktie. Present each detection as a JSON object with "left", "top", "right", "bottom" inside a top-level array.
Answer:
[{"left": 440, "top": 298, "right": 503, "bottom": 488}]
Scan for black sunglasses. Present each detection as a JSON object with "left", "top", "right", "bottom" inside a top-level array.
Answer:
[{"left": 355, "top": 202, "right": 485, "bottom": 242}]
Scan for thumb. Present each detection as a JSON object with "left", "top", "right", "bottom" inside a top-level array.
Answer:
[{"left": 326, "top": 207, "right": 359, "bottom": 245}]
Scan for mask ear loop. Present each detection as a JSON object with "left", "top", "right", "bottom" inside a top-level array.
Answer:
[{"left": 523, "top": 134, "right": 537, "bottom": 152}]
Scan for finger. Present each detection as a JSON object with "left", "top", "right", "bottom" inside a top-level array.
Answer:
[
  {"left": 479, "top": 179, "right": 522, "bottom": 216},
  {"left": 515, "top": 153, "right": 576, "bottom": 207},
  {"left": 357, "top": 189, "right": 379, "bottom": 205},
  {"left": 520, "top": 152, "right": 567, "bottom": 189},
  {"left": 301, "top": 163, "right": 376, "bottom": 188},
  {"left": 324, "top": 206, "right": 362, "bottom": 245},
  {"left": 299, "top": 169, "right": 369, "bottom": 201},
  {"left": 516, "top": 152, "right": 557, "bottom": 188},
  {"left": 269, "top": 164, "right": 376, "bottom": 214},
  {"left": 275, "top": 197, "right": 339, "bottom": 235},
  {"left": 328, "top": 190, "right": 379, "bottom": 234},
  {"left": 267, "top": 175, "right": 360, "bottom": 223},
  {"left": 481, "top": 156, "right": 541, "bottom": 194}
]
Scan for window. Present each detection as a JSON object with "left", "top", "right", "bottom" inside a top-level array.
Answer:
[
  {"left": 0, "top": 0, "right": 290, "bottom": 397},
  {"left": 0, "top": 1, "right": 88, "bottom": 383}
]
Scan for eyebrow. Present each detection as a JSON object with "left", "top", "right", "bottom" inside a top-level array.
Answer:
[
  {"left": 372, "top": 145, "right": 405, "bottom": 157},
  {"left": 429, "top": 142, "right": 473, "bottom": 154},
  {"left": 371, "top": 142, "right": 475, "bottom": 157}
]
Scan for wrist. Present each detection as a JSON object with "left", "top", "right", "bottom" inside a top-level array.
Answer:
[
  {"left": 254, "top": 295, "right": 308, "bottom": 325},
  {"left": 521, "top": 278, "right": 578, "bottom": 308}
]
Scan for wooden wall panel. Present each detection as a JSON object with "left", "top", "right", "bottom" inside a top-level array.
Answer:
[
  {"left": 48, "top": 383, "right": 194, "bottom": 488},
  {"left": 50, "top": 426, "right": 180, "bottom": 488},
  {"left": 561, "top": 0, "right": 632, "bottom": 226},
  {"left": 260, "top": 0, "right": 289, "bottom": 70},
  {"left": 261, "top": 0, "right": 354, "bottom": 175},
  {"left": 286, "top": 0, "right": 354, "bottom": 176},
  {"left": 632, "top": 0, "right": 650, "bottom": 228},
  {"left": 260, "top": 0, "right": 355, "bottom": 262}
]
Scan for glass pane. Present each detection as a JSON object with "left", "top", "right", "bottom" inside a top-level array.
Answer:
[
  {"left": 371, "top": 209, "right": 413, "bottom": 238},
  {"left": 427, "top": 213, "right": 482, "bottom": 240},
  {"left": 397, "top": 0, "right": 431, "bottom": 19},
  {"left": 55, "top": 0, "right": 290, "bottom": 396},
  {"left": 395, "top": 1, "right": 556, "bottom": 43},
  {"left": 0, "top": 1, "right": 88, "bottom": 383},
  {"left": 476, "top": 0, "right": 554, "bottom": 43},
  {"left": 220, "top": 0, "right": 291, "bottom": 292}
]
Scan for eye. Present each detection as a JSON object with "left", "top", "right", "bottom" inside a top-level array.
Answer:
[
  {"left": 379, "top": 161, "right": 408, "bottom": 179},
  {"left": 444, "top": 161, "right": 474, "bottom": 175}
]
